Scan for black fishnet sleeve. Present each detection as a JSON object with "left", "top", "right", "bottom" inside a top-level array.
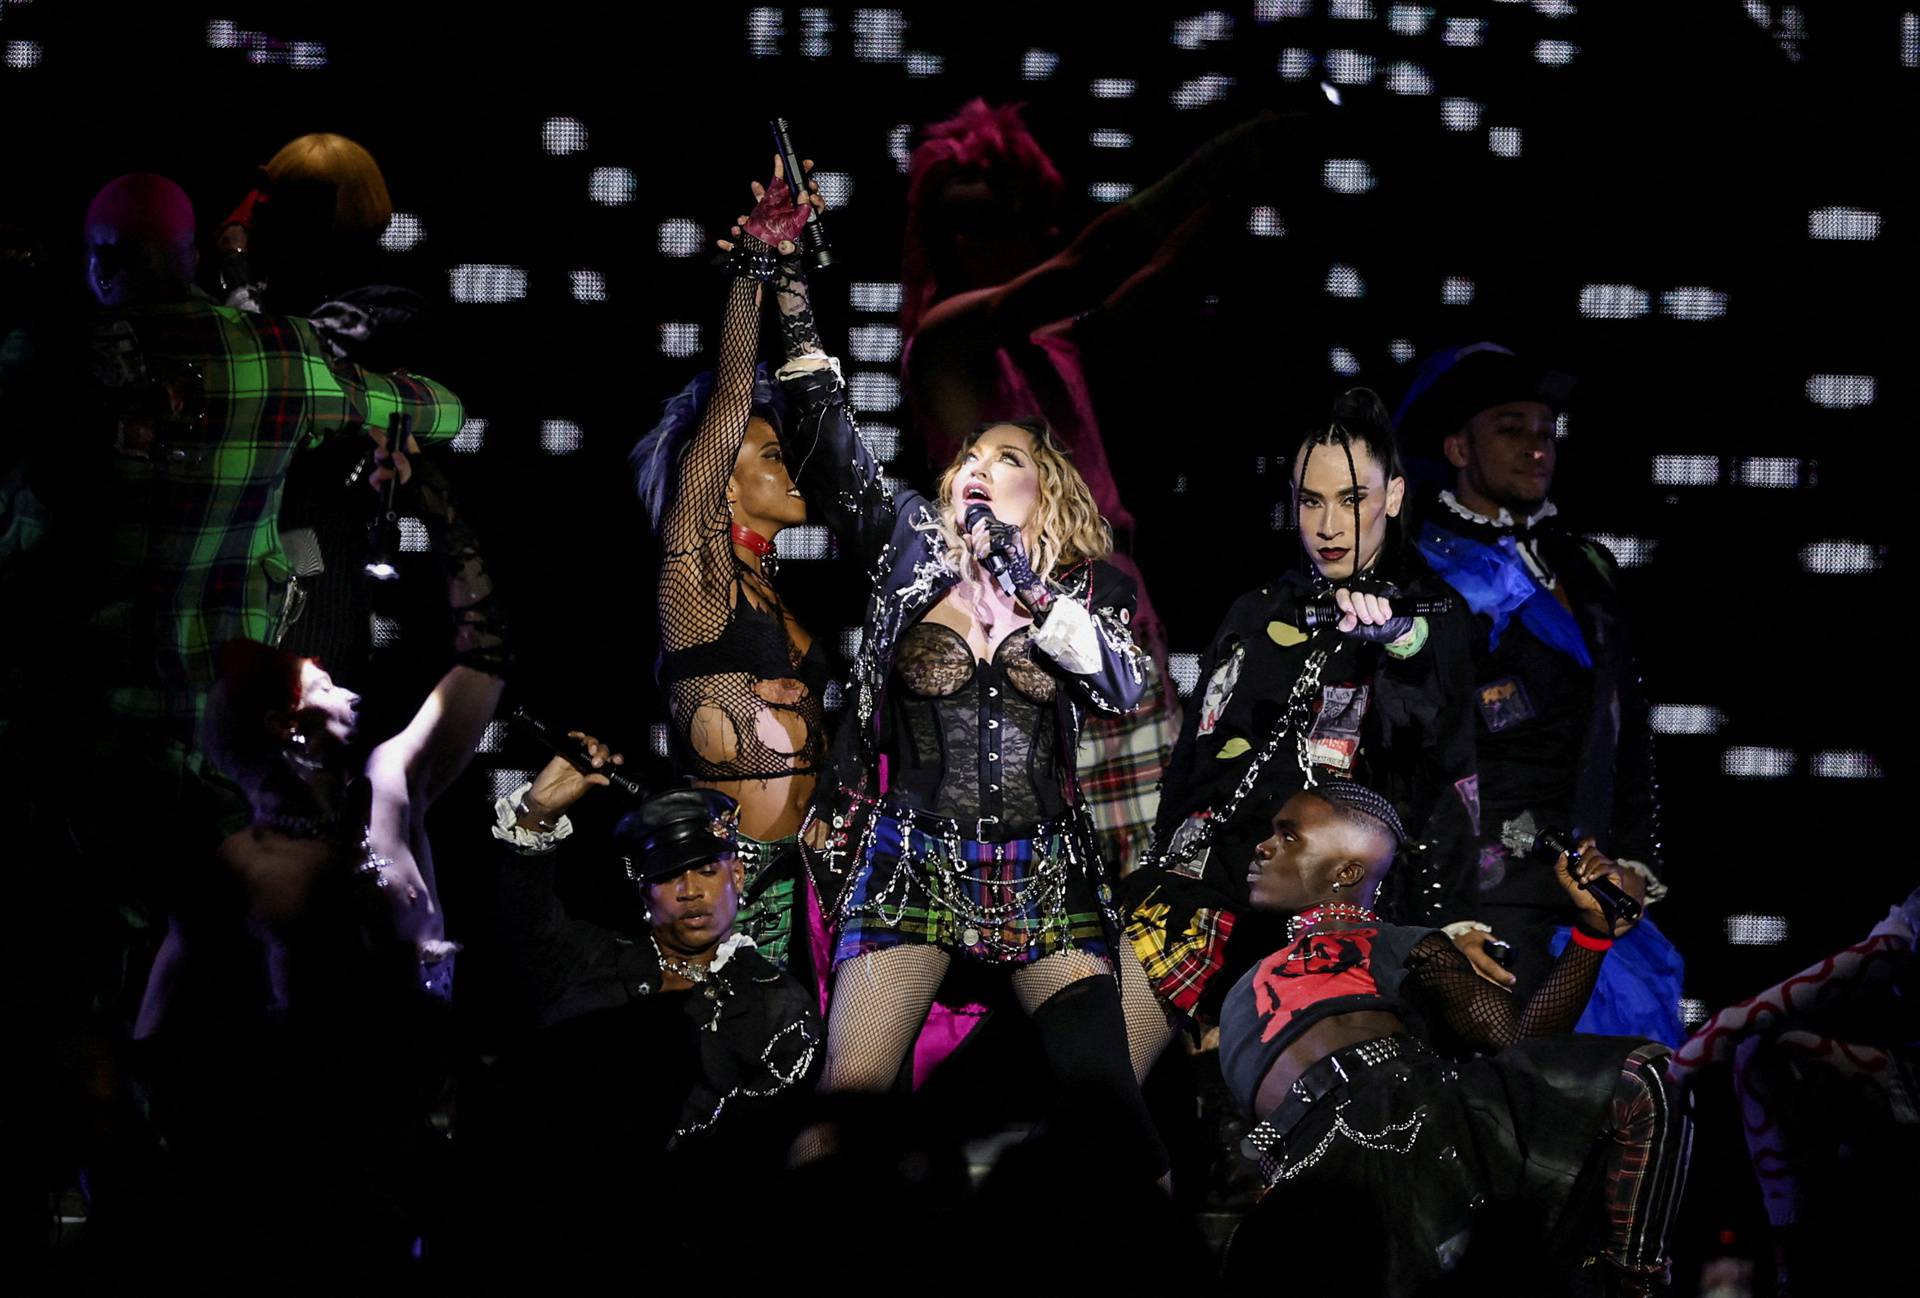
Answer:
[
  {"left": 1405, "top": 930, "right": 1607, "bottom": 1051},
  {"left": 658, "top": 263, "right": 765, "bottom": 653}
]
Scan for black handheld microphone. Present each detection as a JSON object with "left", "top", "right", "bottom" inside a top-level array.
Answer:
[
  {"left": 1300, "top": 594, "right": 1455, "bottom": 629},
  {"left": 963, "top": 503, "right": 1016, "bottom": 596},
  {"left": 1532, "top": 828, "right": 1643, "bottom": 926},
  {"left": 769, "top": 117, "right": 834, "bottom": 271},
  {"left": 510, "top": 707, "right": 645, "bottom": 798},
  {"left": 364, "top": 411, "right": 409, "bottom": 582}
]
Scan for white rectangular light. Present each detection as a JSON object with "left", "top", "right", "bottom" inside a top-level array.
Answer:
[
  {"left": 449, "top": 265, "right": 527, "bottom": 304},
  {"left": 477, "top": 720, "right": 508, "bottom": 754},
  {"left": 1651, "top": 454, "right": 1720, "bottom": 486},
  {"left": 1443, "top": 276, "right": 1474, "bottom": 305},
  {"left": 571, "top": 269, "right": 607, "bottom": 303},
  {"left": 840, "top": 627, "right": 864, "bottom": 660},
  {"left": 1089, "top": 181, "right": 1135, "bottom": 202},
  {"left": 849, "top": 372, "right": 901, "bottom": 412},
  {"left": 1091, "top": 78, "right": 1137, "bottom": 98},
  {"left": 775, "top": 525, "right": 832, "bottom": 560},
  {"left": 1388, "top": 5, "right": 1432, "bottom": 35},
  {"left": 1734, "top": 457, "right": 1802, "bottom": 488},
  {"left": 1323, "top": 159, "right": 1376, "bottom": 193},
  {"left": 658, "top": 219, "right": 703, "bottom": 257},
  {"left": 1722, "top": 746, "right": 1795, "bottom": 779},
  {"left": 1808, "top": 206, "right": 1881, "bottom": 240},
  {"left": 543, "top": 117, "right": 588, "bottom": 155},
  {"left": 589, "top": 167, "right": 636, "bottom": 206},
  {"left": 852, "top": 9, "right": 905, "bottom": 63},
  {"left": 1806, "top": 374, "right": 1875, "bottom": 407},
  {"left": 1586, "top": 533, "right": 1656, "bottom": 567},
  {"left": 1661, "top": 287, "right": 1727, "bottom": 320},
  {"left": 1579, "top": 284, "right": 1650, "bottom": 319},
  {"left": 488, "top": 769, "right": 539, "bottom": 802},
  {"left": 380, "top": 213, "right": 424, "bottom": 252},
  {"left": 1648, "top": 705, "right": 1726, "bottom": 735},
  {"left": 1726, "top": 914, "right": 1790, "bottom": 946},
  {"left": 451, "top": 418, "right": 487, "bottom": 453},
  {"left": 1167, "top": 653, "right": 1202, "bottom": 697},
  {"left": 1386, "top": 62, "right": 1435, "bottom": 95},
  {"left": 1441, "top": 98, "right": 1482, "bottom": 131},
  {"left": 1488, "top": 126, "right": 1523, "bottom": 158},
  {"left": 850, "top": 282, "right": 903, "bottom": 312},
  {"left": 1326, "top": 264, "right": 1366, "bottom": 297},
  {"left": 848, "top": 324, "right": 901, "bottom": 362},
  {"left": 1811, "top": 750, "right": 1882, "bottom": 779},
  {"left": 658, "top": 323, "right": 701, "bottom": 358},
  {"left": 1170, "top": 74, "right": 1235, "bottom": 108},
  {"left": 1800, "top": 539, "right": 1881, "bottom": 573},
  {"left": 1249, "top": 206, "right": 1287, "bottom": 237},
  {"left": 1023, "top": 49, "right": 1059, "bottom": 80},
  {"left": 540, "top": 420, "right": 584, "bottom": 454}
]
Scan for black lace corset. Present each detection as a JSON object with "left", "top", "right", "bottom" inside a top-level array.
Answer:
[{"left": 884, "top": 621, "right": 1064, "bottom": 831}]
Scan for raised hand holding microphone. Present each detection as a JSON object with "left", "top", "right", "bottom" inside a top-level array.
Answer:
[
  {"left": 964, "top": 503, "right": 1053, "bottom": 617},
  {"left": 1537, "top": 830, "right": 1643, "bottom": 937}
]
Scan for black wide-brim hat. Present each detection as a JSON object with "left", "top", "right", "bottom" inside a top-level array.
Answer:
[
  {"left": 612, "top": 787, "right": 740, "bottom": 882},
  {"left": 1392, "top": 343, "right": 1577, "bottom": 450}
]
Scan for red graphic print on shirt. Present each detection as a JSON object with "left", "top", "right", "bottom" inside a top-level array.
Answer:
[{"left": 1253, "top": 927, "right": 1380, "bottom": 1043}]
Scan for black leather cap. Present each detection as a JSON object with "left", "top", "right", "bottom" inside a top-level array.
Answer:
[{"left": 612, "top": 788, "right": 740, "bottom": 882}]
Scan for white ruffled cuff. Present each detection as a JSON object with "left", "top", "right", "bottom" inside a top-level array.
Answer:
[
  {"left": 1031, "top": 594, "right": 1101, "bottom": 675},
  {"left": 1443, "top": 920, "right": 1494, "bottom": 940},
  {"left": 775, "top": 351, "right": 840, "bottom": 382},
  {"left": 491, "top": 782, "right": 574, "bottom": 855}
]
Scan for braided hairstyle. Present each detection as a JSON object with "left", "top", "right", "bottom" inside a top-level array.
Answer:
[{"left": 1308, "top": 779, "right": 1407, "bottom": 848}]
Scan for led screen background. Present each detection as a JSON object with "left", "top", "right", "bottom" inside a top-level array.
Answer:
[{"left": 1, "top": 0, "right": 1906, "bottom": 1022}]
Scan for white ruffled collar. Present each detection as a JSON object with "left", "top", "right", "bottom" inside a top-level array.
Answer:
[{"left": 1438, "top": 489, "right": 1558, "bottom": 531}]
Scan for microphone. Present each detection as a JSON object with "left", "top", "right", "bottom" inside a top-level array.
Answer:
[
  {"left": 509, "top": 707, "right": 645, "bottom": 798},
  {"left": 1300, "top": 593, "right": 1454, "bottom": 629},
  {"left": 963, "top": 503, "right": 1016, "bottom": 597},
  {"left": 364, "top": 412, "right": 409, "bottom": 582},
  {"left": 769, "top": 117, "right": 834, "bottom": 271},
  {"left": 1532, "top": 828, "right": 1643, "bottom": 927}
]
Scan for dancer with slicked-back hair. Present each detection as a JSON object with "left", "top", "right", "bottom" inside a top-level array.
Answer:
[{"left": 1122, "top": 390, "right": 1480, "bottom": 1069}]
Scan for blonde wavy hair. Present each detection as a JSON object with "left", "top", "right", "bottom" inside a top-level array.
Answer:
[{"left": 929, "top": 420, "right": 1111, "bottom": 580}]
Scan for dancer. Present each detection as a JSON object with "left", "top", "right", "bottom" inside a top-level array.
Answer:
[
  {"left": 1219, "top": 783, "right": 1689, "bottom": 1295},
  {"left": 630, "top": 157, "right": 830, "bottom": 986},
  {"left": 1125, "top": 390, "right": 1479, "bottom": 1044},
  {"left": 772, "top": 218, "right": 1162, "bottom": 1168}
]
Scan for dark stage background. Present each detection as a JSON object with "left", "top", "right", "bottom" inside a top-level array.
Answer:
[{"left": 3, "top": 0, "right": 1909, "bottom": 1275}]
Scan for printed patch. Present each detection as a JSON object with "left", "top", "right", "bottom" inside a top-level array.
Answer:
[
  {"left": 1454, "top": 774, "right": 1481, "bottom": 838},
  {"left": 1475, "top": 676, "right": 1538, "bottom": 733},
  {"left": 1267, "top": 620, "right": 1309, "bottom": 648},
  {"left": 1304, "top": 682, "right": 1369, "bottom": 771},
  {"left": 1215, "top": 737, "right": 1252, "bottom": 759},
  {"left": 1197, "top": 640, "right": 1246, "bottom": 736}
]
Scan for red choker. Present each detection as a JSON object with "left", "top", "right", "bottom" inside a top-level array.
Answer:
[{"left": 730, "top": 523, "right": 775, "bottom": 558}]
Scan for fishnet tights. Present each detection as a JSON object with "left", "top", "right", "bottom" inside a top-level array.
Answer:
[{"left": 816, "top": 947, "right": 1118, "bottom": 1095}]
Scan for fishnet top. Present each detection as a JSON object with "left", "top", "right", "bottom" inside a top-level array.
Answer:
[
  {"left": 657, "top": 275, "right": 827, "bottom": 782},
  {"left": 1402, "top": 929, "right": 1605, "bottom": 1051}
]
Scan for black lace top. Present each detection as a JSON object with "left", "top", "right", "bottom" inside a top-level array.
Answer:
[
  {"left": 655, "top": 276, "right": 828, "bottom": 782},
  {"left": 885, "top": 621, "right": 1065, "bottom": 830}
]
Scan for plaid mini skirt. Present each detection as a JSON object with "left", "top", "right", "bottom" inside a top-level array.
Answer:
[{"left": 833, "top": 810, "right": 1113, "bottom": 968}]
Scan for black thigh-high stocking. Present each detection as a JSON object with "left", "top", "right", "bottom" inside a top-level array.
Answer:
[{"left": 1015, "top": 954, "right": 1169, "bottom": 1180}]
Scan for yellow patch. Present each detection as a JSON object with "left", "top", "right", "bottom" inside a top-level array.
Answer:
[
  {"left": 1267, "top": 620, "right": 1309, "bottom": 647},
  {"left": 1215, "top": 737, "right": 1252, "bottom": 759}
]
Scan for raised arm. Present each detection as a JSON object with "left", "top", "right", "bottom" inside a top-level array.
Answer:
[
  {"left": 908, "top": 110, "right": 1294, "bottom": 453},
  {"left": 657, "top": 162, "right": 817, "bottom": 651},
  {"left": 303, "top": 331, "right": 466, "bottom": 450},
  {"left": 1407, "top": 842, "right": 1636, "bottom": 1051}
]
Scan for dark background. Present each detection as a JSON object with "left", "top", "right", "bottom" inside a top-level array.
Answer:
[{"left": 3, "top": 0, "right": 1908, "bottom": 1271}]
